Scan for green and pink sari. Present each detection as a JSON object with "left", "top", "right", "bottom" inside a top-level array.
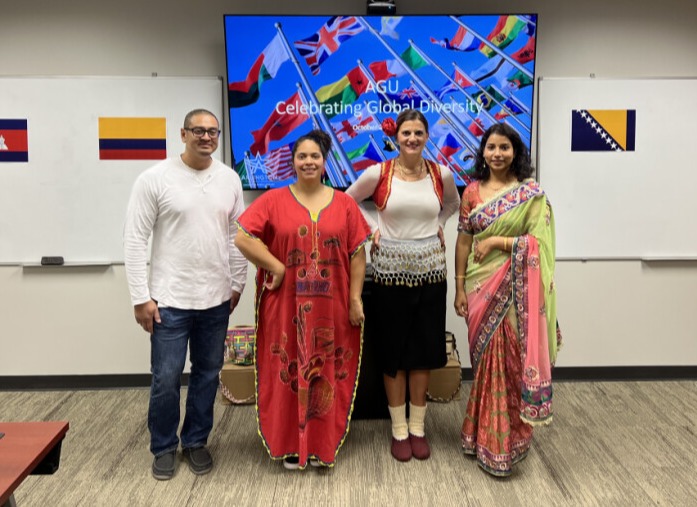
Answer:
[{"left": 459, "top": 178, "right": 561, "bottom": 477}]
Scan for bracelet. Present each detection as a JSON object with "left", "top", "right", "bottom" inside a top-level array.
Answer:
[
  {"left": 454, "top": 275, "right": 466, "bottom": 280},
  {"left": 503, "top": 237, "right": 509, "bottom": 250}
]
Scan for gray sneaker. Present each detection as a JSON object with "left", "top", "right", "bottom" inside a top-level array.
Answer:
[
  {"left": 152, "top": 450, "right": 177, "bottom": 480},
  {"left": 183, "top": 446, "right": 213, "bottom": 475}
]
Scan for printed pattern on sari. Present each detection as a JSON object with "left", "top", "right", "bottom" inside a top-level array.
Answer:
[
  {"left": 461, "top": 318, "right": 533, "bottom": 477},
  {"left": 459, "top": 180, "right": 544, "bottom": 235},
  {"left": 459, "top": 178, "right": 558, "bottom": 476},
  {"left": 512, "top": 235, "right": 553, "bottom": 425},
  {"left": 469, "top": 264, "right": 514, "bottom": 372}
]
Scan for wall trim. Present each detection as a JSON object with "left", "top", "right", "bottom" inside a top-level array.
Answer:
[
  {"left": 461, "top": 366, "right": 697, "bottom": 382},
  {"left": 0, "top": 366, "right": 695, "bottom": 391}
]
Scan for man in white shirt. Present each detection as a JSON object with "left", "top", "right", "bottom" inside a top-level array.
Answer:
[{"left": 124, "top": 109, "right": 247, "bottom": 480}]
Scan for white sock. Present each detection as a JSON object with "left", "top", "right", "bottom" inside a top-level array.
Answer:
[
  {"left": 408, "top": 403, "right": 427, "bottom": 437},
  {"left": 388, "top": 404, "right": 408, "bottom": 440}
]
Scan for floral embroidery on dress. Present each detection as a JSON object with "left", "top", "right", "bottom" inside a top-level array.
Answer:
[
  {"left": 466, "top": 180, "right": 544, "bottom": 233},
  {"left": 333, "top": 346, "right": 353, "bottom": 381},
  {"left": 271, "top": 334, "right": 298, "bottom": 392},
  {"left": 271, "top": 302, "right": 355, "bottom": 430},
  {"left": 528, "top": 255, "right": 539, "bottom": 269},
  {"left": 524, "top": 366, "right": 539, "bottom": 383}
]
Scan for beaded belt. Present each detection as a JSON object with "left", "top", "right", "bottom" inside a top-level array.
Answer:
[{"left": 372, "top": 235, "right": 446, "bottom": 287}]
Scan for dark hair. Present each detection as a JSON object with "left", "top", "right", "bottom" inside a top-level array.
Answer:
[
  {"left": 183, "top": 109, "right": 218, "bottom": 128},
  {"left": 472, "top": 123, "right": 534, "bottom": 181},
  {"left": 291, "top": 129, "right": 332, "bottom": 159},
  {"left": 395, "top": 109, "right": 429, "bottom": 135}
]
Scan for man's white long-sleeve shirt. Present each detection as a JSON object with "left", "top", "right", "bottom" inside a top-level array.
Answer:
[{"left": 124, "top": 156, "right": 247, "bottom": 309}]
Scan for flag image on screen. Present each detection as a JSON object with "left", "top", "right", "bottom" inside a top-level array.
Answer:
[
  {"left": 0, "top": 119, "right": 29, "bottom": 162},
  {"left": 435, "top": 133, "right": 462, "bottom": 164},
  {"left": 250, "top": 93, "right": 309, "bottom": 156},
  {"left": 228, "top": 34, "right": 290, "bottom": 108},
  {"left": 98, "top": 117, "right": 167, "bottom": 160},
  {"left": 315, "top": 67, "right": 370, "bottom": 119},
  {"left": 265, "top": 144, "right": 294, "bottom": 181},
  {"left": 347, "top": 141, "right": 383, "bottom": 172},
  {"left": 294, "top": 16, "right": 365, "bottom": 76},
  {"left": 331, "top": 114, "right": 380, "bottom": 143},
  {"left": 224, "top": 14, "right": 538, "bottom": 190},
  {"left": 480, "top": 15, "right": 532, "bottom": 57},
  {"left": 430, "top": 25, "right": 479, "bottom": 52},
  {"left": 571, "top": 110, "right": 636, "bottom": 152}
]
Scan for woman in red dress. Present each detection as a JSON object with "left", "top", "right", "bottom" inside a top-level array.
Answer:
[{"left": 235, "top": 130, "right": 371, "bottom": 469}]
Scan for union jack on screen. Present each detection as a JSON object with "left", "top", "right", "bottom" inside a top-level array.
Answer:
[{"left": 294, "top": 16, "right": 364, "bottom": 75}]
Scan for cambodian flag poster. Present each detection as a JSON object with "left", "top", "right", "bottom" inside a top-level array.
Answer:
[{"left": 0, "top": 119, "right": 29, "bottom": 162}]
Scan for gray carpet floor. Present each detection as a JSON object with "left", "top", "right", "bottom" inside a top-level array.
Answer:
[{"left": 1, "top": 381, "right": 696, "bottom": 506}]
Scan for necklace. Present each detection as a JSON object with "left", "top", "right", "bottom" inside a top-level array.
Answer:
[
  {"left": 397, "top": 158, "right": 425, "bottom": 181},
  {"left": 485, "top": 179, "right": 515, "bottom": 192}
]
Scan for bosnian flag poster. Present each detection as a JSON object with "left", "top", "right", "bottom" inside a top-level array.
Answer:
[
  {"left": 0, "top": 119, "right": 29, "bottom": 162},
  {"left": 571, "top": 109, "right": 636, "bottom": 152}
]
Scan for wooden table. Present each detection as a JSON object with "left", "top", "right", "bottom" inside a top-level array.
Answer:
[{"left": 0, "top": 421, "right": 69, "bottom": 507}]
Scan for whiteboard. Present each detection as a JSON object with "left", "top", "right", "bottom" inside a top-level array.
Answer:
[
  {"left": 536, "top": 77, "right": 697, "bottom": 259},
  {"left": 0, "top": 76, "right": 223, "bottom": 263}
]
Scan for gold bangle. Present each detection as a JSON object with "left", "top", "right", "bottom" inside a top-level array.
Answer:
[
  {"left": 454, "top": 275, "right": 466, "bottom": 279},
  {"left": 504, "top": 237, "right": 509, "bottom": 250}
]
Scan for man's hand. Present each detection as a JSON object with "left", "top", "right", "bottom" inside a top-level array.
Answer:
[
  {"left": 134, "top": 300, "right": 160, "bottom": 334},
  {"left": 229, "top": 290, "right": 242, "bottom": 314}
]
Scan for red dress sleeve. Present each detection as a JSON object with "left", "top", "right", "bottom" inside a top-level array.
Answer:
[
  {"left": 237, "top": 189, "right": 276, "bottom": 241},
  {"left": 341, "top": 193, "right": 372, "bottom": 255}
]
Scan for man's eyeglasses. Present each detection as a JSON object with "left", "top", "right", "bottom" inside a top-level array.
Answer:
[{"left": 184, "top": 127, "right": 220, "bottom": 138}]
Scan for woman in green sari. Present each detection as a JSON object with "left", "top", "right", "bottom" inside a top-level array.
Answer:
[{"left": 454, "top": 123, "right": 561, "bottom": 477}]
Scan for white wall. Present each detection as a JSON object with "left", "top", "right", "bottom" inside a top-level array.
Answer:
[{"left": 1, "top": 0, "right": 696, "bottom": 376}]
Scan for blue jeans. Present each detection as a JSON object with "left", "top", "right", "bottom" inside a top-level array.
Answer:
[{"left": 148, "top": 300, "right": 230, "bottom": 456}]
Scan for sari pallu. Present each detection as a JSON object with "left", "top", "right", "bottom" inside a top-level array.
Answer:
[{"left": 460, "top": 179, "right": 561, "bottom": 476}]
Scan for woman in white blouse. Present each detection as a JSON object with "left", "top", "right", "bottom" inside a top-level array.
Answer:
[{"left": 346, "top": 109, "right": 460, "bottom": 462}]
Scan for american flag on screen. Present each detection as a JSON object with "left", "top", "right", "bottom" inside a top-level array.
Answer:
[{"left": 265, "top": 144, "right": 294, "bottom": 181}]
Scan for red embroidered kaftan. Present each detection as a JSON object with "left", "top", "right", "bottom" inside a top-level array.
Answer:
[{"left": 238, "top": 187, "right": 371, "bottom": 467}]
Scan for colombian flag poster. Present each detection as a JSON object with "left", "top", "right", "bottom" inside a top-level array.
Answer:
[{"left": 98, "top": 117, "right": 166, "bottom": 160}]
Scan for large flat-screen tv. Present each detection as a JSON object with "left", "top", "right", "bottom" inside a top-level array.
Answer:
[{"left": 224, "top": 14, "right": 537, "bottom": 190}]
